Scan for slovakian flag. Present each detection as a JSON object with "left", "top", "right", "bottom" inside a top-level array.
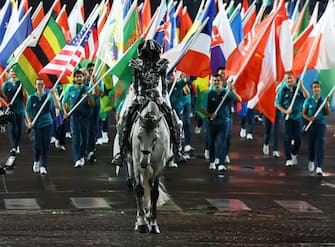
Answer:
[
  {"left": 39, "top": 20, "right": 96, "bottom": 77},
  {"left": 176, "top": 0, "right": 216, "bottom": 77}
]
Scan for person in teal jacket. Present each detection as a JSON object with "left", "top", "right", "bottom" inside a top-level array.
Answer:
[
  {"left": 25, "top": 78, "right": 60, "bottom": 175},
  {"left": 275, "top": 71, "right": 309, "bottom": 167},
  {"left": 302, "top": 81, "right": 330, "bottom": 176}
]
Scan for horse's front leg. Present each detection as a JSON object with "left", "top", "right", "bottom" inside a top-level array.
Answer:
[
  {"left": 149, "top": 179, "right": 160, "bottom": 234},
  {"left": 134, "top": 174, "right": 150, "bottom": 233}
]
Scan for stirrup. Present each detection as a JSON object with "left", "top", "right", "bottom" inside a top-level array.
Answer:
[{"left": 110, "top": 153, "right": 124, "bottom": 167}]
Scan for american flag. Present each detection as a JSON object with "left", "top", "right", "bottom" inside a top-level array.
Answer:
[{"left": 39, "top": 21, "right": 95, "bottom": 77}]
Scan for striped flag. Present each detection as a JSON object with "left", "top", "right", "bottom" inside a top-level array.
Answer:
[{"left": 39, "top": 21, "right": 96, "bottom": 77}]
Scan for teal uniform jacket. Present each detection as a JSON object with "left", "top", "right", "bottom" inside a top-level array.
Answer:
[
  {"left": 62, "top": 85, "right": 92, "bottom": 117},
  {"left": 26, "top": 92, "right": 54, "bottom": 128},
  {"left": 303, "top": 96, "right": 327, "bottom": 124},
  {"left": 1, "top": 80, "right": 25, "bottom": 114}
]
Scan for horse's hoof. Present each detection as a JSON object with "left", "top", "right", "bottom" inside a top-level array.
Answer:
[
  {"left": 150, "top": 225, "right": 160, "bottom": 234},
  {"left": 138, "top": 224, "right": 150, "bottom": 233}
]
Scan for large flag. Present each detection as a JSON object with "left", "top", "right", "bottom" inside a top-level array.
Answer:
[
  {"left": 0, "top": 9, "right": 32, "bottom": 69},
  {"left": 141, "top": 0, "right": 151, "bottom": 32},
  {"left": 12, "top": 17, "right": 67, "bottom": 94},
  {"left": 39, "top": 20, "right": 95, "bottom": 77},
  {"left": 68, "top": 0, "right": 85, "bottom": 37},
  {"left": 176, "top": 6, "right": 193, "bottom": 42},
  {"left": 210, "top": 8, "right": 236, "bottom": 73},
  {"left": 225, "top": 8, "right": 278, "bottom": 102},
  {"left": 31, "top": 2, "right": 44, "bottom": 29},
  {"left": 0, "top": 0, "right": 12, "bottom": 45},
  {"left": 176, "top": 0, "right": 216, "bottom": 77},
  {"left": 56, "top": 5, "right": 72, "bottom": 42}
]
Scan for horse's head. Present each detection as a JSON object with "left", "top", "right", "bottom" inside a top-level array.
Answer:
[{"left": 136, "top": 101, "right": 163, "bottom": 168}]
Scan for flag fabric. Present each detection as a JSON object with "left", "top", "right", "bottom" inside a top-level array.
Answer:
[
  {"left": 0, "top": 0, "right": 12, "bottom": 45},
  {"left": 31, "top": 2, "right": 45, "bottom": 29},
  {"left": 1, "top": 0, "right": 19, "bottom": 48},
  {"left": 39, "top": 21, "right": 95, "bottom": 77},
  {"left": 100, "top": 37, "right": 144, "bottom": 112},
  {"left": 0, "top": 10, "right": 32, "bottom": 68},
  {"left": 291, "top": 0, "right": 310, "bottom": 39},
  {"left": 84, "top": 20, "right": 98, "bottom": 61},
  {"left": 176, "top": 0, "right": 216, "bottom": 77},
  {"left": 13, "top": 17, "right": 67, "bottom": 94},
  {"left": 242, "top": 4, "right": 256, "bottom": 37},
  {"left": 141, "top": 0, "right": 151, "bottom": 32},
  {"left": 18, "top": 0, "right": 29, "bottom": 20},
  {"left": 176, "top": 6, "right": 193, "bottom": 43},
  {"left": 68, "top": 0, "right": 85, "bottom": 37},
  {"left": 210, "top": 8, "right": 236, "bottom": 73},
  {"left": 225, "top": 10, "right": 277, "bottom": 102},
  {"left": 123, "top": 0, "right": 141, "bottom": 51},
  {"left": 56, "top": 5, "right": 72, "bottom": 42}
]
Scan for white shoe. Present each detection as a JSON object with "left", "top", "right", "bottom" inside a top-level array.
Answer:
[
  {"left": 33, "top": 161, "right": 40, "bottom": 173},
  {"left": 204, "top": 150, "right": 209, "bottom": 160},
  {"left": 80, "top": 158, "right": 85, "bottom": 166},
  {"left": 55, "top": 140, "right": 61, "bottom": 149},
  {"left": 291, "top": 155, "right": 298, "bottom": 165},
  {"left": 16, "top": 146, "right": 20, "bottom": 154},
  {"left": 285, "top": 160, "right": 293, "bottom": 167},
  {"left": 184, "top": 145, "right": 194, "bottom": 153},
  {"left": 102, "top": 132, "right": 109, "bottom": 144},
  {"left": 66, "top": 132, "right": 72, "bottom": 139},
  {"left": 308, "top": 161, "right": 315, "bottom": 172},
  {"left": 60, "top": 145, "right": 66, "bottom": 151},
  {"left": 168, "top": 162, "right": 178, "bottom": 168},
  {"left": 246, "top": 133, "right": 253, "bottom": 140},
  {"left": 240, "top": 128, "right": 246, "bottom": 138},
  {"left": 194, "top": 126, "right": 201, "bottom": 134},
  {"left": 273, "top": 151, "right": 280, "bottom": 158},
  {"left": 209, "top": 162, "right": 216, "bottom": 170},
  {"left": 316, "top": 167, "right": 324, "bottom": 176},
  {"left": 225, "top": 155, "right": 230, "bottom": 164},
  {"left": 74, "top": 160, "right": 82, "bottom": 168},
  {"left": 40, "top": 166, "right": 47, "bottom": 175},
  {"left": 214, "top": 158, "right": 219, "bottom": 165},
  {"left": 50, "top": 137, "right": 56, "bottom": 144},
  {"left": 96, "top": 138, "right": 103, "bottom": 145},
  {"left": 218, "top": 164, "right": 227, "bottom": 171},
  {"left": 263, "top": 144, "right": 269, "bottom": 155}
]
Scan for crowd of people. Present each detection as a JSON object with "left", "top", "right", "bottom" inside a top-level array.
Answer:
[{"left": 0, "top": 40, "right": 333, "bottom": 177}]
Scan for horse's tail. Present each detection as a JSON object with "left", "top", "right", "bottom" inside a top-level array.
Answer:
[{"left": 157, "top": 179, "right": 170, "bottom": 207}]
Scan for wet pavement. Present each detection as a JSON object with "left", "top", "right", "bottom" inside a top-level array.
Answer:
[{"left": 0, "top": 113, "right": 335, "bottom": 246}]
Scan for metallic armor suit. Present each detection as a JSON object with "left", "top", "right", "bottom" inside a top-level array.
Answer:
[{"left": 112, "top": 40, "right": 185, "bottom": 166}]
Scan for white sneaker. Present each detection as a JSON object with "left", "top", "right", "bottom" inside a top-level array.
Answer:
[
  {"left": 50, "top": 137, "right": 56, "bottom": 144},
  {"left": 291, "top": 155, "right": 298, "bottom": 165},
  {"left": 40, "top": 166, "right": 47, "bottom": 175},
  {"left": 60, "top": 145, "right": 66, "bottom": 151},
  {"left": 308, "top": 161, "right": 315, "bottom": 172},
  {"left": 240, "top": 128, "right": 246, "bottom": 138},
  {"left": 55, "top": 140, "right": 61, "bottom": 149},
  {"left": 316, "top": 167, "right": 324, "bottom": 176},
  {"left": 96, "top": 138, "right": 103, "bottom": 145},
  {"left": 209, "top": 162, "right": 216, "bottom": 170},
  {"left": 102, "top": 132, "right": 109, "bottom": 144},
  {"left": 285, "top": 160, "right": 293, "bottom": 167},
  {"left": 204, "top": 150, "right": 209, "bottom": 160},
  {"left": 225, "top": 155, "right": 230, "bottom": 164},
  {"left": 80, "top": 158, "right": 85, "bottom": 166},
  {"left": 74, "top": 160, "right": 81, "bottom": 168},
  {"left": 246, "top": 133, "right": 253, "bottom": 140},
  {"left": 263, "top": 144, "right": 269, "bottom": 155},
  {"left": 184, "top": 145, "right": 194, "bottom": 153},
  {"left": 194, "top": 126, "right": 201, "bottom": 134},
  {"left": 16, "top": 146, "right": 20, "bottom": 154},
  {"left": 218, "top": 164, "right": 227, "bottom": 171},
  {"left": 66, "top": 132, "right": 72, "bottom": 139},
  {"left": 33, "top": 161, "right": 40, "bottom": 173},
  {"left": 214, "top": 158, "right": 219, "bottom": 165},
  {"left": 168, "top": 162, "right": 178, "bottom": 168},
  {"left": 273, "top": 151, "right": 280, "bottom": 158}
]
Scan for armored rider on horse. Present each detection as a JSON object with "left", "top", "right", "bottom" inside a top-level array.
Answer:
[{"left": 111, "top": 39, "right": 186, "bottom": 166}]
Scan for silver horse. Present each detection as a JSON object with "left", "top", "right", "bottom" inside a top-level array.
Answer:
[{"left": 128, "top": 100, "right": 171, "bottom": 234}]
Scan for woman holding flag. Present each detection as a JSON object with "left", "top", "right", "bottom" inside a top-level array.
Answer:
[
  {"left": 25, "top": 78, "right": 61, "bottom": 175},
  {"left": 302, "top": 81, "right": 330, "bottom": 176}
]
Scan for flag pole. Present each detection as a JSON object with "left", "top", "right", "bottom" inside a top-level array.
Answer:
[
  {"left": 213, "top": 1, "right": 283, "bottom": 116},
  {"left": 304, "top": 85, "right": 335, "bottom": 132},
  {"left": 30, "top": 5, "right": 101, "bottom": 127},
  {"left": 285, "top": 4, "right": 328, "bottom": 120},
  {"left": 4, "top": 84, "right": 22, "bottom": 114}
]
